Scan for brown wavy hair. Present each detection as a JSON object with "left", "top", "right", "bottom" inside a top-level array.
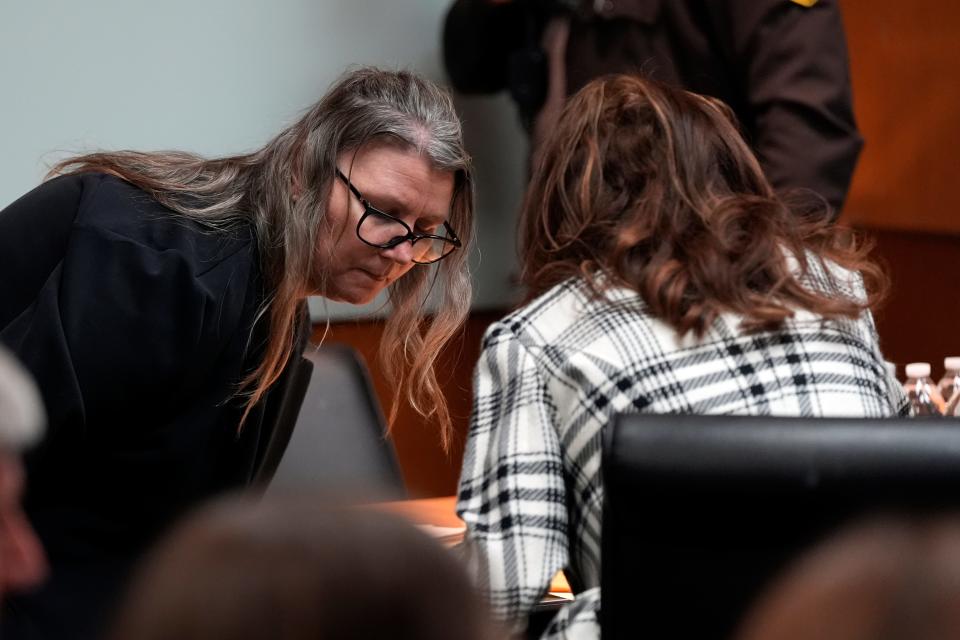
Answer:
[
  {"left": 48, "top": 67, "right": 474, "bottom": 447},
  {"left": 519, "top": 74, "right": 885, "bottom": 337}
]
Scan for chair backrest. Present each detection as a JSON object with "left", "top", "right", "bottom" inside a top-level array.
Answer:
[
  {"left": 601, "top": 414, "right": 960, "bottom": 640},
  {"left": 261, "top": 343, "right": 405, "bottom": 501}
]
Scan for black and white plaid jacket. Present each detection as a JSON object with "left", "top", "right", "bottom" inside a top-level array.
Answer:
[{"left": 457, "top": 265, "right": 907, "bottom": 639}]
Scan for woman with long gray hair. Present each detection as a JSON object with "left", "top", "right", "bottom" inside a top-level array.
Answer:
[{"left": 0, "top": 66, "right": 474, "bottom": 639}]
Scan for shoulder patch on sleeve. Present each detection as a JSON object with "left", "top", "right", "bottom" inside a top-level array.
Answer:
[{"left": 790, "top": 0, "right": 819, "bottom": 6}]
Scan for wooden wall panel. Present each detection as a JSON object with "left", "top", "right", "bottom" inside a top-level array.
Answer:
[
  {"left": 842, "top": 1, "right": 960, "bottom": 232},
  {"left": 868, "top": 228, "right": 960, "bottom": 381}
]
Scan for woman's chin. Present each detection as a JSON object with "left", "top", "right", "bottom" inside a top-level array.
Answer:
[
  {"left": 310, "top": 270, "right": 391, "bottom": 305},
  {"left": 324, "top": 284, "right": 383, "bottom": 306}
]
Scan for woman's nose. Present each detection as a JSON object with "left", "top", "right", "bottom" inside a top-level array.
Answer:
[{"left": 380, "top": 240, "right": 417, "bottom": 265}]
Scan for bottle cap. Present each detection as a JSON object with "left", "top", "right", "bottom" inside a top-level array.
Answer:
[
  {"left": 945, "top": 357, "right": 960, "bottom": 371},
  {"left": 905, "top": 362, "right": 932, "bottom": 379}
]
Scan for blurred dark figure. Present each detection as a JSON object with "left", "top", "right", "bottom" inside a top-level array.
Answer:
[
  {"left": 108, "top": 494, "right": 499, "bottom": 640},
  {"left": 737, "top": 516, "right": 960, "bottom": 640},
  {"left": 0, "top": 346, "right": 47, "bottom": 602},
  {"left": 444, "top": 0, "right": 863, "bottom": 216}
]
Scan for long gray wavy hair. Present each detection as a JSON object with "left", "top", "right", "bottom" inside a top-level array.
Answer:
[{"left": 49, "top": 67, "right": 475, "bottom": 449}]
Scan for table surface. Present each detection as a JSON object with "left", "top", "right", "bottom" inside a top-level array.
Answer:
[
  {"left": 375, "top": 495, "right": 572, "bottom": 594},
  {"left": 374, "top": 495, "right": 464, "bottom": 528}
]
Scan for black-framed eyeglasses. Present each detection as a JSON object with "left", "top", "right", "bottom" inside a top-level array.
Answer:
[{"left": 335, "top": 169, "right": 461, "bottom": 265}]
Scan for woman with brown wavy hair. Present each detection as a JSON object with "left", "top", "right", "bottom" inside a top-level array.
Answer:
[
  {"left": 456, "top": 74, "right": 906, "bottom": 639},
  {"left": 0, "top": 66, "right": 473, "bottom": 639}
]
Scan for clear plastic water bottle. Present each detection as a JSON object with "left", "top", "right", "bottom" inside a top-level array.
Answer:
[
  {"left": 904, "top": 362, "right": 946, "bottom": 416},
  {"left": 938, "top": 357, "right": 960, "bottom": 416}
]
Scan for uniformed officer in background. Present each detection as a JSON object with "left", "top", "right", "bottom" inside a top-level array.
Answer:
[{"left": 444, "top": 0, "right": 862, "bottom": 217}]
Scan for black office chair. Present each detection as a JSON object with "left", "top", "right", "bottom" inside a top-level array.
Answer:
[
  {"left": 601, "top": 414, "right": 960, "bottom": 640},
  {"left": 256, "top": 343, "right": 405, "bottom": 501}
]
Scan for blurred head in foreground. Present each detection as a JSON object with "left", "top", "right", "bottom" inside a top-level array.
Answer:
[
  {"left": 109, "top": 494, "right": 497, "bottom": 640},
  {"left": 0, "top": 346, "right": 47, "bottom": 599},
  {"left": 737, "top": 515, "right": 960, "bottom": 640}
]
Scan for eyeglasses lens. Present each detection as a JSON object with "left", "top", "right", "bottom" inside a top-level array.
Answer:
[{"left": 358, "top": 212, "right": 455, "bottom": 264}]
